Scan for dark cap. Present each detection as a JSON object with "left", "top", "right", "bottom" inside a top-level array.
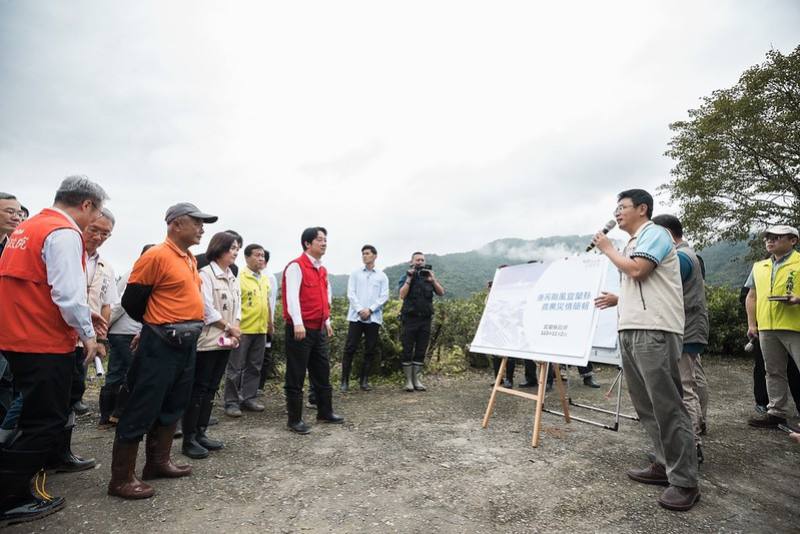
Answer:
[{"left": 164, "top": 202, "right": 218, "bottom": 224}]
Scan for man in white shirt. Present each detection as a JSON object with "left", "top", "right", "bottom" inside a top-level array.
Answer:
[{"left": 341, "top": 245, "right": 389, "bottom": 392}]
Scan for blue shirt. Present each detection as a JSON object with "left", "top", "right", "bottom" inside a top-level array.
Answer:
[
  {"left": 631, "top": 223, "right": 674, "bottom": 265},
  {"left": 347, "top": 266, "right": 390, "bottom": 324}
]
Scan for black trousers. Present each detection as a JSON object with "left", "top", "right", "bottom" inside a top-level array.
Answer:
[
  {"left": 71, "top": 346, "right": 87, "bottom": 406},
  {"left": 492, "top": 356, "right": 516, "bottom": 381},
  {"left": 2, "top": 352, "right": 72, "bottom": 454},
  {"left": 192, "top": 349, "right": 230, "bottom": 428},
  {"left": 342, "top": 321, "right": 380, "bottom": 378},
  {"left": 115, "top": 326, "right": 196, "bottom": 443},
  {"left": 753, "top": 338, "right": 800, "bottom": 411},
  {"left": 284, "top": 325, "right": 331, "bottom": 403},
  {"left": 400, "top": 316, "right": 432, "bottom": 365}
]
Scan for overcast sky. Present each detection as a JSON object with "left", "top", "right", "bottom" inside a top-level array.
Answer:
[{"left": 2, "top": 1, "right": 798, "bottom": 274}]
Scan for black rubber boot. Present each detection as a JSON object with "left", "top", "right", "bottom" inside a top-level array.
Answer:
[
  {"left": 195, "top": 399, "right": 223, "bottom": 451},
  {"left": 98, "top": 385, "right": 117, "bottom": 426},
  {"left": 45, "top": 417, "right": 96, "bottom": 473},
  {"left": 316, "top": 389, "right": 344, "bottom": 424},
  {"left": 181, "top": 400, "right": 209, "bottom": 459},
  {"left": 287, "top": 397, "right": 310, "bottom": 434},
  {"left": 340, "top": 358, "right": 352, "bottom": 393},
  {"left": 359, "top": 358, "right": 372, "bottom": 391},
  {"left": 0, "top": 449, "right": 65, "bottom": 528}
]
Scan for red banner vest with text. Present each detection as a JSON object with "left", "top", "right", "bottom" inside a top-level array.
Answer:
[{"left": 0, "top": 208, "right": 85, "bottom": 353}]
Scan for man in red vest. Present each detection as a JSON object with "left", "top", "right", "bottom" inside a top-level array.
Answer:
[
  {"left": 282, "top": 227, "right": 344, "bottom": 434},
  {"left": 0, "top": 175, "right": 108, "bottom": 527}
]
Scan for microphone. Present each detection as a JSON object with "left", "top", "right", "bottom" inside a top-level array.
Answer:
[{"left": 585, "top": 220, "right": 617, "bottom": 252}]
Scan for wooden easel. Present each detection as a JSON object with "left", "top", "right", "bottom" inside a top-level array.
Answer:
[{"left": 482, "top": 356, "right": 571, "bottom": 447}]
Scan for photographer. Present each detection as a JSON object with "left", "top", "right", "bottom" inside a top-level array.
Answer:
[{"left": 398, "top": 252, "right": 444, "bottom": 392}]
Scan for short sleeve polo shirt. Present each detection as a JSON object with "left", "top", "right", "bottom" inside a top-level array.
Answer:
[{"left": 128, "top": 238, "right": 204, "bottom": 324}]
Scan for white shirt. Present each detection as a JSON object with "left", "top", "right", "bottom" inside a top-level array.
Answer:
[
  {"left": 347, "top": 266, "right": 389, "bottom": 324},
  {"left": 109, "top": 270, "right": 142, "bottom": 335},
  {"left": 41, "top": 207, "right": 95, "bottom": 341},
  {"left": 284, "top": 252, "right": 332, "bottom": 327},
  {"left": 267, "top": 271, "right": 278, "bottom": 319},
  {"left": 200, "top": 261, "right": 242, "bottom": 325}
]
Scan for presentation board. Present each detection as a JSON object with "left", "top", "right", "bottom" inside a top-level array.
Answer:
[
  {"left": 470, "top": 256, "right": 609, "bottom": 366},
  {"left": 588, "top": 258, "right": 622, "bottom": 365}
]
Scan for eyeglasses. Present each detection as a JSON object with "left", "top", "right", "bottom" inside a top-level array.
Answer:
[
  {"left": 1, "top": 208, "right": 23, "bottom": 218},
  {"left": 87, "top": 229, "right": 112, "bottom": 238},
  {"left": 614, "top": 204, "right": 635, "bottom": 215},
  {"left": 764, "top": 234, "right": 790, "bottom": 241}
]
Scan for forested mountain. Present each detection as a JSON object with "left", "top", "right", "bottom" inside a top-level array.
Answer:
[{"left": 326, "top": 235, "right": 753, "bottom": 299}]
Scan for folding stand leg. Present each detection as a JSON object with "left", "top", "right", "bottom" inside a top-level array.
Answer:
[{"left": 482, "top": 357, "right": 507, "bottom": 428}]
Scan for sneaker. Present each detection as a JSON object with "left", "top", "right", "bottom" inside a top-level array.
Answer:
[
  {"left": 747, "top": 413, "right": 786, "bottom": 429},
  {"left": 224, "top": 405, "right": 243, "bottom": 418}
]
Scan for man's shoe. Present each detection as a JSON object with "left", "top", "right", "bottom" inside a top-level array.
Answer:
[
  {"left": 626, "top": 463, "right": 669, "bottom": 486},
  {"left": 658, "top": 485, "right": 700, "bottom": 511},
  {"left": 501, "top": 378, "right": 513, "bottom": 389},
  {"left": 46, "top": 450, "right": 96, "bottom": 473},
  {"left": 339, "top": 381, "right": 349, "bottom": 393},
  {"left": 72, "top": 401, "right": 90, "bottom": 416},
  {"left": 747, "top": 413, "right": 787, "bottom": 428},
  {"left": 518, "top": 380, "right": 538, "bottom": 389},
  {"left": 225, "top": 405, "right": 243, "bottom": 418},
  {"left": 196, "top": 428, "right": 224, "bottom": 451},
  {"left": 696, "top": 444, "right": 704, "bottom": 465},
  {"left": 317, "top": 413, "right": 345, "bottom": 424},
  {"left": 0, "top": 493, "right": 66, "bottom": 527},
  {"left": 242, "top": 399, "right": 265, "bottom": 412},
  {"left": 207, "top": 416, "right": 219, "bottom": 426},
  {"left": 583, "top": 375, "right": 601, "bottom": 388},
  {"left": 288, "top": 420, "right": 311, "bottom": 434},
  {"left": 181, "top": 435, "right": 209, "bottom": 460},
  {"left": 754, "top": 404, "right": 768, "bottom": 414}
]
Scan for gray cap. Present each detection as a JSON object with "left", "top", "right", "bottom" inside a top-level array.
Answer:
[
  {"left": 764, "top": 225, "right": 799, "bottom": 238},
  {"left": 164, "top": 202, "right": 218, "bottom": 224}
]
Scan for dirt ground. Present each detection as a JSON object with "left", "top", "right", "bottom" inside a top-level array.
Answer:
[{"left": 6, "top": 356, "right": 800, "bottom": 534}]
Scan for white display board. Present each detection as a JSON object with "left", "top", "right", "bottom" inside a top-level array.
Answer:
[
  {"left": 470, "top": 256, "right": 608, "bottom": 366},
  {"left": 588, "top": 258, "right": 622, "bottom": 366}
]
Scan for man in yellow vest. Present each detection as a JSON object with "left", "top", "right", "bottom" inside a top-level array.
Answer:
[
  {"left": 225, "top": 244, "right": 271, "bottom": 416},
  {"left": 746, "top": 225, "right": 800, "bottom": 428}
]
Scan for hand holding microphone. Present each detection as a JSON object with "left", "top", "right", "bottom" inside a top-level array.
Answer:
[{"left": 586, "top": 220, "right": 617, "bottom": 252}]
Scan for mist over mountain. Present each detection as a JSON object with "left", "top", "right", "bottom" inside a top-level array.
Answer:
[{"left": 325, "top": 235, "right": 750, "bottom": 299}]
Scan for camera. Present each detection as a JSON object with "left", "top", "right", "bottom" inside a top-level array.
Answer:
[{"left": 408, "top": 264, "right": 433, "bottom": 278}]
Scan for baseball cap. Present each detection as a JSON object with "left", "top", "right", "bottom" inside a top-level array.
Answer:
[{"left": 164, "top": 202, "right": 218, "bottom": 224}]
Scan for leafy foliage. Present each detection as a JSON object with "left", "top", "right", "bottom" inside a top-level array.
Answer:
[
  {"left": 705, "top": 285, "right": 748, "bottom": 358},
  {"left": 662, "top": 46, "right": 800, "bottom": 250}
]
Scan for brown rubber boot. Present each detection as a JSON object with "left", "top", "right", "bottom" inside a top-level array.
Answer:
[
  {"left": 107, "top": 440, "right": 154, "bottom": 499},
  {"left": 141, "top": 423, "right": 192, "bottom": 480}
]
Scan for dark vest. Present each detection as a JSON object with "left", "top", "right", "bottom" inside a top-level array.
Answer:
[
  {"left": 677, "top": 242, "right": 709, "bottom": 345},
  {"left": 401, "top": 275, "right": 434, "bottom": 319}
]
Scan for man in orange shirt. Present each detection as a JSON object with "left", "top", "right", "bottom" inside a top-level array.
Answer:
[
  {"left": 0, "top": 176, "right": 107, "bottom": 527},
  {"left": 107, "top": 203, "right": 217, "bottom": 500}
]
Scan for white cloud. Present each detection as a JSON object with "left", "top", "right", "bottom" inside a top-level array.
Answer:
[{"left": 2, "top": 0, "right": 798, "bottom": 274}]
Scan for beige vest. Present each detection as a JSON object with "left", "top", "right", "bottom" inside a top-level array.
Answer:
[
  {"left": 197, "top": 263, "right": 241, "bottom": 352},
  {"left": 618, "top": 221, "right": 685, "bottom": 335},
  {"left": 87, "top": 255, "right": 114, "bottom": 315}
]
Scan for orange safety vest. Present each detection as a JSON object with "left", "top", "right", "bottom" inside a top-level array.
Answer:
[{"left": 0, "top": 208, "right": 86, "bottom": 354}]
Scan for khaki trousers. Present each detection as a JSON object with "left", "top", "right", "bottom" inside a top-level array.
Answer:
[
  {"left": 677, "top": 352, "right": 708, "bottom": 444},
  {"left": 759, "top": 330, "right": 800, "bottom": 418},
  {"left": 619, "top": 330, "right": 698, "bottom": 488}
]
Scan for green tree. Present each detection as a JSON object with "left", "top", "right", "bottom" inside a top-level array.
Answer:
[{"left": 663, "top": 46, "right": 800, "bottom": 249}]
